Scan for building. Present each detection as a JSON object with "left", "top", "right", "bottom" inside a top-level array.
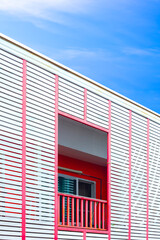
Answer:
[{"left": 0, "top": 33, "right": 160, "bottom": 240}]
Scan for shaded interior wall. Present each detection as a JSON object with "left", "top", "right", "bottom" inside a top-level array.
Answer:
[
  {"left": 58, "top": 154, "right": 107, "bottom": 200},
  {"left": 59, "top": 116, "right": 107, "bottom": 159}
]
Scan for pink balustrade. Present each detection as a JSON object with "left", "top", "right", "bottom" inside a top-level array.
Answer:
[{"left": 58, "top": 193, "right": 107, "bottom": 230}]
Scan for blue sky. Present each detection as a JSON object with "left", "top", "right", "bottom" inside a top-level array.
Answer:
[{"left": 0, "top": 0, "right": 160, "bottom": 113}]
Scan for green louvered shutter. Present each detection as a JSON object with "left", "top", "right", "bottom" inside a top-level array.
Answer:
[
  {"left": 58, "top": 176, "right": 76, "bottom": 223},
  {"left": 58, "top": 176, "right": 76, "bottom": 195}
]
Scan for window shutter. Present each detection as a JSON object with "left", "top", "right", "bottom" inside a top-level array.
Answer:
[
  {"left": 58, "top": 176, "right": 76, "bottom": 223},
  {"left": 58, "top": 176, "right": 76, "bottom": 195}
]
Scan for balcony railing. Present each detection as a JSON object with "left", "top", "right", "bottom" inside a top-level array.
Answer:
[{"left": 58, "top": 193, "right": 107, "bottom": 230}]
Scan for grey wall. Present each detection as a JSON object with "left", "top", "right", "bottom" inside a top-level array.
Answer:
[{"left": 58, "top": 116, "right": 107, "bottom": 164}]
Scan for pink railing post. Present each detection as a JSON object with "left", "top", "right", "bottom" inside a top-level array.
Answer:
[
  {"left": 90, "top": 201, "right": 92, "bottom": 228},
  {"left": 98, "top": 202, "right": 101, "bottom": 229},
  {"left": 72, "top": 197, "right": 74, "bottom": 226},
  {"left": 62, "top": 196, "right": 65, "bottom": 225},
  {"left": 105, "top": 202, "right": 107, "bottom": 229},
  {"left": 81, "top": 199, "right": 84, "bottom": 227},
  {"left": 76, "top": 198, "right": 79, "bottom": 227},
  {"left": 102, "top": 203, "right": 105, "bottom": 229},
  {"left": 58, "top": 193, "right": 107, "bottom": 231},
  {"left": 94, "top": 202, "right": 97, "bottom": 229},
  {"left": 67, "top": 197, "right": 70, "bottom": 226},
  {"left": 85, "top": 200, "right": 88, "bottom": 228},
  {"left": 58, "top": 195, "right": 60, "bottom": 225}
]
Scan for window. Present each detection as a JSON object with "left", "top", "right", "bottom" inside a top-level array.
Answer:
[
  {"left": 58, "top": 174, "right": 96, "bottom": 198},
  {"left": 58, "top": 174, "right": 96, "bottom": 226}
]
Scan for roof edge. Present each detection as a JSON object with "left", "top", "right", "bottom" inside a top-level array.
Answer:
[{"left": 0, "top": 33, "right": 159, "bottom": 119}]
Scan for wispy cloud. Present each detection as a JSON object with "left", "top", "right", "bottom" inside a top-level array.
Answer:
[
  {"left": 0, "top": 0, "right": 95, "bottom": 13},
  {"left": 52, "top": 48, "right": 125, "bottom": 64},
  {"left": 0, "top": 0, "right": 139, "bottom": 25},
  {"left": 123, "top": 47, "right": 160, "bottom": 57},
  {"left": 0, "top": 0, "right": 100, "bottom": 22},
  {"left": 54, "top": 48, "right": 105, "bottom": 61}
]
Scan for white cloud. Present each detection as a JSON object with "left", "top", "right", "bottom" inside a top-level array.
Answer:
[
  {"left": 123, "top": 47, "right": 160, "bottom": 57},
  {"left": 53, "top": 48, "right": 109, "bottom": 61},
  {"left": 0, "top": 0, "right": 140, "bottom": 26},
  {"left": 57, "top": 49, "right": 97, "bottom": 59},
  {"left": 0, "top": 0, "right": 97, "bottom": 18},
  {"left": 0, "top": 0, "right": 105, "bottom": 26}
]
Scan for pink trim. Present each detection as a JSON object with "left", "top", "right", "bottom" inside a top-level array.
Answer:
[
  {"left": 90, "top": 201, "right": 92, "bottom": 228},
  {"left": 58, "top": 193, "right": 107, "bottom": 230},
  {"left": 59, "top": 193, "right": 107, "bottom": 203},
  {"left": 102, "top": 203, "right": 105, "bottom": 229},
  {"left": 22, "top": 60, "right": 27, "bottom": 240},
  {"left": 58, "top": 227, "right": 108, "bottom": 234},
  {"left": 76, "top": 198, "right": 79, "bottom": 227},
  {"left": 58, "top": 96, "right": 110, "bottom": 235},
  {"left": 98, "top": 202, "right": 101, "bottom": 229},
  {"left": 62, "top": 196, "right": 65, "bottom": 225},
  {"left": 81, "top": 199, "right": 84, "bottom": 227},
  {"left": 83, "top": 230, "right": 86, "bottom": 240},
  {"left": 67, "top": 197, "right": 70, "bottom": 226},
  {"left": 128, "top": 110, "right": 132, "bottom": 240},
  {"left": 58, "top": 110, "right": 109, "bottom": 133},
  {"left": 107, "top": 100, "right": 111, "bottom": 240},
  {"left": 54, "top": 75, "right": 59, "bottom": 240},
  {"left": 94, "top": 201, "right": 97, "bottom": 228},
  {"left": 72, "top": 197, "right": 74, "bottom": 226},
  {"left": 147, "top": 119, "right": 150, "bottom": 240},
  {"left": 85, "top": 200, "right": 88, "bottom": 227},
  {"left": 85, "top": 229, "right": 108, "bottom": 234},
  {"left": 58, "top": 195, "right": 60, "bottom": 225},
  {"left": 84, "top": 89, "right": 87, "bottom": 121}
]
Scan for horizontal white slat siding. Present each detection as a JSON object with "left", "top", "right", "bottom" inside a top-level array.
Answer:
[
  {"left": 87, "top": 91, "right": 109, "bottom": 129},
  {"left": 110, "top": 103, "right": 129, "bottom": 239},
  {"left": 58, "top": 231, "right": 83, "bottom": 240},
  {"left": 0, "top": 49, "right": 23, "bottom": 239},
  {"left": 149, "top": 121, "right": 160, "bottom": 239},
  {"left": 58, "top": 77, "right": 84, "bottom": 119},
  {"left": 131, "top": 113, "right": 147, "bottom": 239},
  {"left": 26, "top": 62, "right": 56, "bottom": 239},
  {"left": 86, "top": 232, "right": 108, "bottom": 240}
]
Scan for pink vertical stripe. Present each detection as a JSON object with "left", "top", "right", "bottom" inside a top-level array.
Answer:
[
  {"left": 54, "top": 75, "right": 59, "bottom": 240},
  {"left": 94, "top": 201, "right": 97, "bottom": 228},
  {"left": 102, "top": 203, "right": 105, "bottom": 229},
  {"left": 84, "top": 89, "right": 87, "bottom": 121},
  {"left": 58, "top": 195, "right": 60, "bottom": 225},
  {"left": 67, "top": 197, "right": 70, "bottom": 226},
  {"left": 147, "top": 119, "right": 150, "bottom": 240},
  {"left": 107, "top": 100, "right": 111, "bottom": 239},
  {"left": 72, "top": 197, "right": 74, "bottom": 226},
  {"left": 62, "top": 196, "right": 65, "bottom": 225},
  {"left": 22, "top": 59, "right": 27, "bottom": 240},
  {"left": 81, "top": 200, "right": 84, "bottom": 227},
  {"left": 90, "top": 201, "right": 92, "bottom": 228},
  {"left": 98, "top": 203, "right": 101, "bottom": 229},
  {"left": 128, "top": 110, "right": 132, "bottom": 240},
  {"left": 85, "top": 200, "right": 88, "bottom": 227},
  {"left": 83, "top": 230, "right": 86, "bottom": 240},
  {"left": 76, "top": 198, "right": 79, "bottom": 227}
]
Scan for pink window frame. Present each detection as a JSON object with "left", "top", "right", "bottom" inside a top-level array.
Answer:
[{"left": 54, "top": 75, "right": 111, "bottom": 239}]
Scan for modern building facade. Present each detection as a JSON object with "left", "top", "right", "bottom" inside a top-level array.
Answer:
[{"left": 0, "top": 33, "right": 160, "bottom": 240}]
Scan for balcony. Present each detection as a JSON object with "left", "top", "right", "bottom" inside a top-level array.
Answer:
[
  {"left": 58, "top": 193, "right": 107, "bottom": 231},
  {"left": 58, "top": 115, "right": 108, "bottom": 233}
]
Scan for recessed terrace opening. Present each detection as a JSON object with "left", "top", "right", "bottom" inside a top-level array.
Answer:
[{"left": 58, "top": 115, "right": 108, "bottom": 231}]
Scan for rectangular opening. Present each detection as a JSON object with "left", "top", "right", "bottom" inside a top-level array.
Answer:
[{"left": 58, "top": 116, "right": 108, "bottom": 231}]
